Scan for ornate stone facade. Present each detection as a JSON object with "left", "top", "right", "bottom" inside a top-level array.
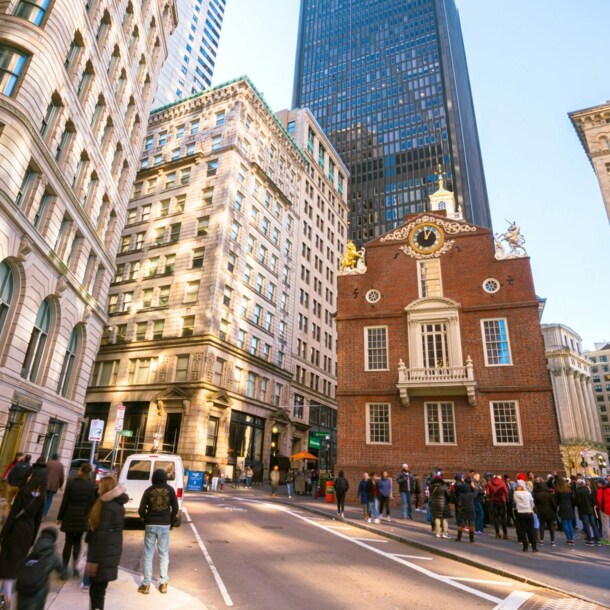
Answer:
[
  {"left": 0, "top": 0, "right": 176, "bottom": 473},
  {"left": 569, "top": 101, "right": 610, "bottom": 223}
]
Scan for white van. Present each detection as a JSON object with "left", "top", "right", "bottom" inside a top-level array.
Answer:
[{"left": 118, "top": 454, "right": 184, "bottom": 526}]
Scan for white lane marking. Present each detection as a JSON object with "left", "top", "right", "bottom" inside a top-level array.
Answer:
[
  {"left": 326, "top": 525, "right": 353, "bottom": 530},
  {"left": 183, "top": 507, "right": 233, "bottom": 607},
  {"left": 448, "top": 577, "right": 513, "bottom": 586},
  {"left": 493, "top": 591, "right": 533, "bottom": 610},
  {"left": 391, "top": 554, "right": 432, "bottom": 561},
  {"left": 239, "top": 498, "right": 502, "bottom": 605},
  {"left": 351, "top": 537, "right": 388, "bottom": 543}
]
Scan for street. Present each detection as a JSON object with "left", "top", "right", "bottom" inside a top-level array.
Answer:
[{"left": 112, "top": 488, "right": 608, "bottom": 610}]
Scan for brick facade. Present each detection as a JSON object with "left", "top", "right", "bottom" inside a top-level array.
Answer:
[{"left": 336, "top": 212, "right": 563, "bottom": 497}]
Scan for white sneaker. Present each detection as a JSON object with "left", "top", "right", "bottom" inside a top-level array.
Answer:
[
  {"left": 367, "top": 518, "right": 372, "bottom": 523},
  {"left": 442, "top": 533, "right": 451, "bottom": 539},
  {"left": 387, "top": 516, "right": 392, "bottom": 522},
  {"left": 435, "top": 533, "right": 442, "bottom": 538},
  {"left": 374, "top": 518, "right": 380, "bottom": 524}
]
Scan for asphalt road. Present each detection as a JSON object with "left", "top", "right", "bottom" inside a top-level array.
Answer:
[{"left": 119, "top": 493, "right": 605, "bottom": 610}]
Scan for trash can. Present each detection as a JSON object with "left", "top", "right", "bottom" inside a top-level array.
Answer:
[{"left": 325, "top": 480, "right": 335, "bottom": 503}]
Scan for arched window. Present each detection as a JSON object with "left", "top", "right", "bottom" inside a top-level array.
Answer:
[
  {"left": 22, "top": 298, "right": 51, "bottom": 382},
  {"left": 58, "top": 327, "right": 78, "bottom": 397},
  {"left": 0, "top": 260, "right": 14, "bottom": 334}
]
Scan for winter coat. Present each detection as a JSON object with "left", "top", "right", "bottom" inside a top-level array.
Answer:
[
  {"left": 574, "top": 486, "right": 595, "bottom": 516},
  {"left": 334, "top": 475, "right": 349, "bottom": 497},
  {"left": 57, "top": 475, "right": 97, "bottom": 532},
  {"left": 596, "top": 486, "right": 610, "bottom": 516},
  {"left": 471, "top": 480, "right": 485, "bottom": 504},
  {"left": 0, "top": 490, "right": 45, "bottom": 578},
  {"left": 7, "top": 461, "right": 33, "bottom": 488},
  {"left": 87, "top": 485, "right": 128, "bottom": 583},
  {"left": 486, "top": 477, "right": 508, "bottom": 505},
  {"left": 357, "top": 479, "right": 368, "bottom": 504},
  {"left": 532, "top": 482, "right": 557, "bottom": 521},
  {"left": 269, "top": 469, "right": 280, "bottom": 486},
  {"left": 138, "top": 468, "right": 178, "bottom": 526},
  {"left": 16, "top": 528, "right": 62, "bottom": 610},
  {"left": 396, "top": 471, "right": 415, "bottom": 493},
  {"left": 45, "top": 459, "right": 65, "bottom": 493},
  {"left": 429, "top": 478, "right": 450, "bottom": 519},
  {"left": 514, "top": 489, "right": 535, "bottom": 514},
  {"left": 377, "top": 477, "right": 392, "bottom": 498},
  {"left": 555, "top": 490, "right": 575, "bottom": 520},
  {"left": 364, "top": 478, "right": 377, "bottom": 502},
  {"left": 453, "top": 481, "right": 476, "bottom": 522}
]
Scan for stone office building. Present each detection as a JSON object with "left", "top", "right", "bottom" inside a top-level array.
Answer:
[
  {"left": 0, "top": 0, "right": 176, "bottom": 473},
  {"left": 83, "top": 77, "right": 348, "bottom": 479},
  {"left": 335, "top": 185, "right": 563, "bottom": 487}
]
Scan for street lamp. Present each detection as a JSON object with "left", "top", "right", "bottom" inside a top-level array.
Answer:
[
  {"left": 597, "top": 454, "right": 607, "bottom": 474},
  {"left": 1, "top": 407, "right": 22, "bottom": 431},
  {"left": 325, "top": 434, "right": 333, "bottom": 477}
]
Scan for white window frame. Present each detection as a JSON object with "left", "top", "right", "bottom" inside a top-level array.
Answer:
[
  {"left": 364, "top": 325, "right": 389, "bottom": 371},
  {"left": 490, "top": 400, "right": 522, "bottom": 446},
  {"left": 366, "top": 402, "right": 391, "bottom": 444},
  {"left": 481, "top": 318, "right": 513, "bottom": 366},
  {"left": 417, "top": 259, "right": 442, "bottom": 298},
  {"left": 424, "top": 401, "right": 457, "bottom": 445}
]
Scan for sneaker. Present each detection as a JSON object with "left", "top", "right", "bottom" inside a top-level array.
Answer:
[
  {"left": 475, "top": 530, "right": 483, "bottom": 535},
  {"left": 441, "top": 533, "right": 451, "bottom": 539},
  {"left": 374, "top": 518, "right": 380, "bottom": 524},
  {"left": 159, "top": 583, "right": 168, "bottom": 594},
  {"left": 551, "top": 542, "right": 556, "bottom": 547},
  {"left": 367, "top": 518, "right": 372, "bottom": 523},
  {"left": 594, "top": 541, "right": 602, "bottom": 547},
  {"left": 567, "top": 540, "right": 575, "bottom": 545},
  {"left": 435, "top": 533, "right": 442, "bottom": 538},
  {"left": 138, "top": 584, "right": 150, "bottom": 595},
  {"left": 585, "top": 541, "right": 594, "bottom": 546},
  {"left": 387, "top": 516, "right": 392, "bottom": 522},
  {"left": 81, "top": 585, "right": 89, "bottom": 593},
  {"left": 538, "top": 541, "right": 544, "bottom": 546}
]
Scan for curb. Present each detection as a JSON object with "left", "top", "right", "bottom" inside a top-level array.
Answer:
[{"left": 271, "top": 498, "right": 609, "bottom": 609}]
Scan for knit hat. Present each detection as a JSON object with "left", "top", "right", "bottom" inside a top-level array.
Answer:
[
  {"left": 516, "top": 472, "right": 527, "bottom": 481},
  {"left": 454, "top": 473, "right": 463, "bottom": 480}
]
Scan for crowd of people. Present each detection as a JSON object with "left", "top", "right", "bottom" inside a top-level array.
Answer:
[
  {"left": 351, "top": 465, "right": 610, "bottom": 552},
  {"left": 0, "top": 451, "right": 179, "bottom": 609}
]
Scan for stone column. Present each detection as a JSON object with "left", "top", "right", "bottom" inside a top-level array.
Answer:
[
  {"left": 573, "top": 372, "right": 593, "bottom": 440},
  {"left": 582, "top": 376, "right": 604, "bottom": 443},
  {"left": 567, "top": 370, "right": 586, "bottom": 439}
]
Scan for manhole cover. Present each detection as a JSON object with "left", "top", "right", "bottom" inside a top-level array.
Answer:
[
  {"left": 261, "top": 526, "right": 284, "bottom": 530},
  {"left": 207, "top": 540, "right": 229, "bottom": 544}
]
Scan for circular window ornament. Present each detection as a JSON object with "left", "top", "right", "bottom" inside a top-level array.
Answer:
[
  {"left": 365, "top": 289, "right": 381, "bottom": 303},
  {"left": 482, "top": 278, "right": 500, "bottom": 294}
]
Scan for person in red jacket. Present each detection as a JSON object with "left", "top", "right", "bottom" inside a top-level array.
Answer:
[
  {"left": 596, "top": 476, "right": 610, "bottom": 543},
  {"left": 486, "top": 473, "right": 509, "bottom": 539}
]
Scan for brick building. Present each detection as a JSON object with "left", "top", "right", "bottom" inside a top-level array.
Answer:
[{"left": 335, "top": 188, "right": 563, "bottom": 492}]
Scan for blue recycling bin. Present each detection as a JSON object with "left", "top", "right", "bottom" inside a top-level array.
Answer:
[{"left": 186, "top": 470, "right": 205, "bottom": 492}]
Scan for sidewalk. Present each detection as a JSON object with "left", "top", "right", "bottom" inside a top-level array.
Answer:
[{"left": 226, "top": 484, "right": 610, "bottom": 609}]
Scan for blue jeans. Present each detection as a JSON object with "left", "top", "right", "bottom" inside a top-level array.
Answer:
[
  {"left": 561, "top": 517, "right": 574, "bottom": 542},
  {"left": 400, "top": 491, "right": 412, "bottom": 519},
  {"left": 286, "top": 483, "right": 293, "bottom": 497},
  {"left": 143, "top": 525, "right": 171, "bottom": 585},
  {"left": 43, "top": 489, "right": 56, "bottom": 517},
  {"left": 581, "top": 514, "right": 600, "bottom": 542},
  {"left": 474, "top": 502, "right": 485, "bottom": 532},
  {"left": 368, "top": 499, "right": 379, "bottom": 519}
]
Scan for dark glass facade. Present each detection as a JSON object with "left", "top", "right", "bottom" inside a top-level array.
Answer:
[{"left": 293, "top": 0, "right": 491, "bottom": 244}]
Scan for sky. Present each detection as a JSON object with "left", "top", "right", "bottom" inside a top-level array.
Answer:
[{"left": 212, "top": 1, "right": 610, "bottom": 350}]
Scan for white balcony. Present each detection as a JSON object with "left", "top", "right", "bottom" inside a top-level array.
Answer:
[{"left": 396, "top": 356, "right": 477, "bottom": 407}]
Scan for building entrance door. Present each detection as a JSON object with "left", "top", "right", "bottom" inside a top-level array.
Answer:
[
  {"left": 41, "top": 419, "right": 64, "bottom": 460},
  {"left": 0, "top": 407, "right": 27, "bottom": 478}
]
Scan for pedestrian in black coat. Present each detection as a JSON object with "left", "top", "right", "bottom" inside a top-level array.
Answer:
[
  {"left": 0, "top": 469, "right": 46, "bottom": 605},
  {"left": 334, "top": 471, "right": 349, "bottom": 518},
  {"left": 533, "top": 481, "right": 557, "bottom": 544},
  {"left": 429, "top": 475, "right": 451, "bottom": 538},
  {"left": 57, "top": 462, "right": 97, "bottom": 578},
  {"left": 86, "top": 476, "right": 128, "bottom": 610},
  {"left": 453, "top": 475, "right": 476, "bottom": 542}
]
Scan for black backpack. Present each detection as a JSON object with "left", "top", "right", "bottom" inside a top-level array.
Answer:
[{"left": 16, "top": 556, "right": 48, "bottom": 596}]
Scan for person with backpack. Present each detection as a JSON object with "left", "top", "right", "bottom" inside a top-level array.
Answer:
[
  {"left": 486, "top": 473, "right": 510, "bottom": 540},
  {"left": 4, "top": 454, "right": 32, "bottom": 521},
  {"left": 56, "top": 462, "right": 96, "bottom": 580},
  {"left": 137, "top": 469, "right": 178, "bottom": 595},
  {"left": 0, "top": 469, "right": 46, "bottom": 605},
  {"left": 334, "top": 471, "right": 349, "bottom": 518},
  {"left": 15, "top": 526, "right": 62, "bottom": 610}
]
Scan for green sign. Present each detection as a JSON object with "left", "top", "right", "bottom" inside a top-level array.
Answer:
[
  {"left": 308, "top": 432, "right": 327, "bottom": 450},
  {"left": 120, "top": 430, "right": 133, "bottom": 437}
]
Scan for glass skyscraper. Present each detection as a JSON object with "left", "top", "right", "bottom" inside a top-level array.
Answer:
[
  {"left": 293, "top": 0, "right": 491, "bottom": 243},
  {"left": 153, "top": 0, "right": 226, "bottom": 107}
]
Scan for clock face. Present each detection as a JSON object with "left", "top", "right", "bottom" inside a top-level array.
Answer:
[{"left": 409, "top": 223, "right": 444, "bottom": 254}]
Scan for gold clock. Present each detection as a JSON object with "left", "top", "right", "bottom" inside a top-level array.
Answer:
[{"left": 408, "top": 222, "right": 444, "bottom": 255}]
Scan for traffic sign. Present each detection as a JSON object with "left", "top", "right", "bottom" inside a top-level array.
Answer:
[
  {"left": 120, "top": 430, "right": 133, "bottom": 437},
  {"left": 88, "top": 419, "right": 105, "bottom": 442},
  {"left": 115, "top": 404, "right": 125, "bottom": 432}
]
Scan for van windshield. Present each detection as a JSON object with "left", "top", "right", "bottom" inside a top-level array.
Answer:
[
  {"left": 126, "top": 460, "right": 151, "bottom": 480},
  {"left": 156, "top": 460, "right": 176, "bottom": 481}
]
